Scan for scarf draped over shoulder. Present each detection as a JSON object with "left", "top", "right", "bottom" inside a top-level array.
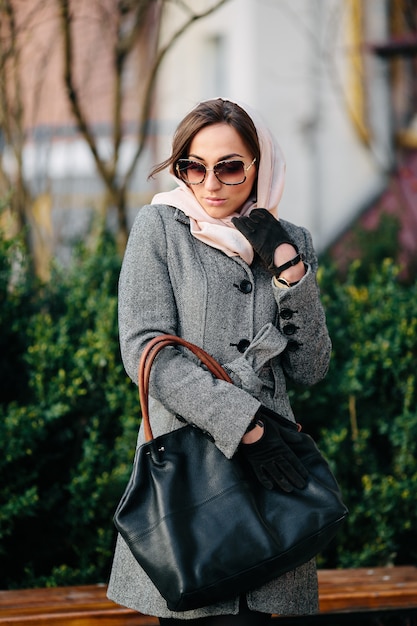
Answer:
[{"left": 151, "top": 99, "right": 286, "bottom": 265}]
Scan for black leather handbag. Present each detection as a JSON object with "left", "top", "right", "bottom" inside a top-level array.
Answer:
[{"left": 114, "top": 335, "right": 348, "bottom": 612}]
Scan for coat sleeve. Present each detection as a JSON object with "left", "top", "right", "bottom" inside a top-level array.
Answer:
[
  {"left": 118, "top": 206, "right": 260, "bottom": 458},
  {"left": 273, "top": 223, "right": 332, "bottom": 386},
  {"left": 221, "top": 223, "right": 331, "bottom": 390}
]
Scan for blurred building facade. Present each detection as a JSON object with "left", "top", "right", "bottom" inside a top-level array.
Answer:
[
  {"left": 154, "top": 0, "right": 394, "bottom": 252},
  {"left": 3, "top": 0, "right": 417, "bottom": 258}
]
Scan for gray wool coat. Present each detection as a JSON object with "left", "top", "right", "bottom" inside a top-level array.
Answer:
[{"left": 107, "top": 204, "right": 332, "bottom": 619}]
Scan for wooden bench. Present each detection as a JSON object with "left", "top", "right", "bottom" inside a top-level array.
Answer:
[{"left": 1, "top": 567, "right": 417, "bottom": 625}]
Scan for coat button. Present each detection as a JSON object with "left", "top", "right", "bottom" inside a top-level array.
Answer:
[
  {"left": 283, "top": 324, "right": 298, "bottom": 336},
  {"left": 280, "top": 308, "right": 294, "bottom": 320},
  {"left": 239, "top": 280, "right": 252, "bottom": 294},
  {"left": 233, "top": 339, "right": 250, "bottom": 353},
  {"left": 234, "top": 280, "right": 253, "bottom": 293},
  {"left": 287, "top": 340, "right": 301, "bottom": 352}
]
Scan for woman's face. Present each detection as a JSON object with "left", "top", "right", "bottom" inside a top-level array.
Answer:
[{"left": 185, "top": 123, "right": 257, "bottom": 219}]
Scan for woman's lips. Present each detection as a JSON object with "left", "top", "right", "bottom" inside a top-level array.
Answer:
[{"left": 204, "top": 197, "right": 226, "bottom": 206}]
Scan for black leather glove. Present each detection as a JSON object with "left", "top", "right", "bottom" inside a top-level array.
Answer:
[
  {"left": 232, "top": 208, "right": 300, "bottom": 275},
  {"left": 239, "top": 406, "right": 308, "bottom": 492}
]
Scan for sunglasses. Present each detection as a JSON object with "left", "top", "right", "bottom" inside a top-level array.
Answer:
[{"left": 176, "top": 157, "right": 256, "bottom": 186}]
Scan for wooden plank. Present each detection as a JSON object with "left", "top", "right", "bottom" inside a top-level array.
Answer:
[
  {"left": 318, "top": 567, "right": 417, "bottom": 613},
  {"left": 0, "top": 567, "right": 417, "bottom": 624},
  {"left": 0, "top": 585, "right": 157, "bottom": 625},
  {"left": 0, "top": 611, "right": 156, "bottom": 626}
]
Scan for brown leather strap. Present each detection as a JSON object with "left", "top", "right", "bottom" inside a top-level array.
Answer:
[{"left": 138, "top": 335, "right": 233, "bottom": 442}]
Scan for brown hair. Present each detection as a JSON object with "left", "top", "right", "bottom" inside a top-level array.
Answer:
[{"left": 149, "top": 99, "right": 260, "bottom": 180}]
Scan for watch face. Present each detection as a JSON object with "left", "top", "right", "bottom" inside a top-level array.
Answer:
[{"left": 275, "top": 277, "right": 290, "bottom": 289}]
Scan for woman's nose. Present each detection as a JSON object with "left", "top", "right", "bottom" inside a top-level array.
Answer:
[{"left": 204, "top": 170, "right": 222, "bottom": 191}]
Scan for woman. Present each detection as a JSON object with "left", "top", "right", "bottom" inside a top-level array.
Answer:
[{"left": 107, "top": 98, "right": 332, "bottom": 624}]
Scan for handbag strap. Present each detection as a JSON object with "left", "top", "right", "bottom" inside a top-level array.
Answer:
[{"left": 138, "top": 335, "right": 233, "bottom": 442}]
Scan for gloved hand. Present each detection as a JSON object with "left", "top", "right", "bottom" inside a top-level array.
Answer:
[
  {"left": 232, "top": 208, "right": 300, "bottom": 275},
  {"left": 239, "top": 406, "right": 308, "bottom": 492}
]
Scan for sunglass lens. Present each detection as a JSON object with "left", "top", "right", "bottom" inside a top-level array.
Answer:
[
  {"left": 178, "top": 161, "right": 205, "bottom": 183},
  {"left": 215, "top": 161, "right": 245, "bottom": 184}
]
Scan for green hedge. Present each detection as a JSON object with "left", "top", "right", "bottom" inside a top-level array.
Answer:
[
  {"left": 290, "top": 259, "right": 417, "bottom": 569},
  {"left": 0, "top": 228, "right": 416, "bottom": 589},
  {"left": 0, "top": 232, "right": 138, "bottom": 588}
]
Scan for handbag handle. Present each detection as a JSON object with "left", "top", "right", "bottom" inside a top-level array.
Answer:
[{"left": 138, "top": 335, "right": 233, "bottom": 442}]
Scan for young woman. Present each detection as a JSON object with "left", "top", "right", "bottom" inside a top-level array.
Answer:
[{"left": 107, "top": 98, "right": 332, "bottom": 624}]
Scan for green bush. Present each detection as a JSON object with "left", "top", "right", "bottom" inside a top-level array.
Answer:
[
  {"left": 0, "top": 231, "right": 138, "bottom": 588},
  {"left": 1, "top": 224, "right": 416, "bottom": 589},
  {"left": 290, "top": 259, "right": 417, "bottom": 569}
]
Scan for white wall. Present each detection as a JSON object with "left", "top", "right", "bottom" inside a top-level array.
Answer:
[
  {"left": 18, "top": 0, "right": 391, "bottom": 254},
  {"left": 155, "top": 0, "right": 391, "bottom": 252}
]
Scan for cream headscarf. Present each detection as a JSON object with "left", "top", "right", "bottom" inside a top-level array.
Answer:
[{"left": 151, "top": 99, "right": 286, "bottom": 265}]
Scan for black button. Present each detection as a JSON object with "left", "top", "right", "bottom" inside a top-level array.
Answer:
[
  {"left": 287, "top": 340, "right": 301, "bottom": 352},
  {"left": 239, "top": 280, "right": 252, "bottom": 294},
  {"left": 283, "top": 324, "right": 298, "bottom": 336},
  {"left": 280, "top": 308, "right": 293, "bottom": 320},
  {"left": 234, "top": 339, "right": 250, "bottom": 353}
]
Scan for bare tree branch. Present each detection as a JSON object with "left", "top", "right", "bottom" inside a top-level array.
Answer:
[
  {"left": 0, "top": 0, "right": 31, "bottom": 237},
  {"left": 56, "top": 0, "right": 230, "bottom": 248},
  {"left": 123, "top": 0, "right": 230, "bottom": 185},
  {"left": 58, "top": 0, "right": 113, "bottom": 186}
]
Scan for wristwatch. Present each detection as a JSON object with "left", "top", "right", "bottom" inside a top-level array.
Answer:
[{"left": 274, "top": 276, "right": 299, "bottom": 289}]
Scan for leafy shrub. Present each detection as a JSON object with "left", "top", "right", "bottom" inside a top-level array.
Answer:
[
  {"left": 290, "top": 259, "right": 417, "bottom": 569},
  {"left": 1, "top": 224, "right": 416, "bottom": 589},
  {"left": 0, "top": 231, "right": 138, "bottom": 588}
]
